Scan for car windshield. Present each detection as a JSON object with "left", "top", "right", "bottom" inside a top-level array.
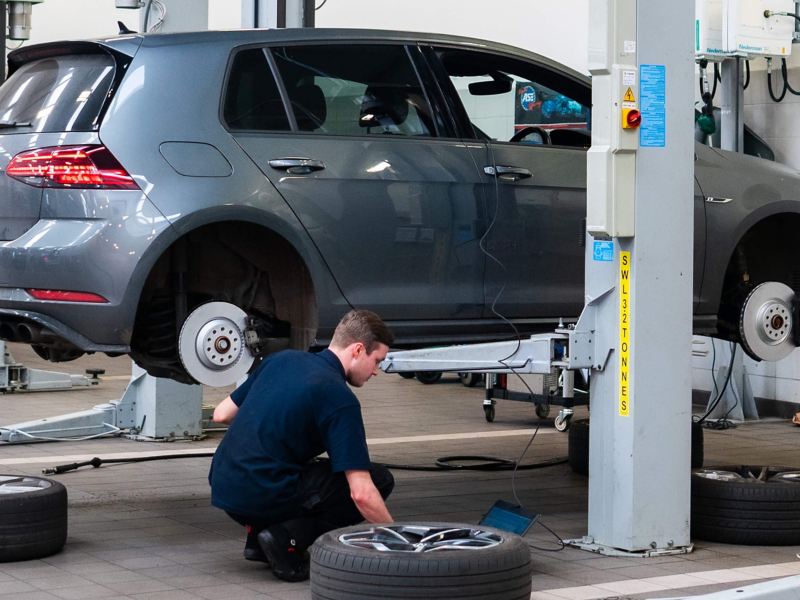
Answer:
[{"left": 0, "top": 53, "right": 115, "bottom": 133}]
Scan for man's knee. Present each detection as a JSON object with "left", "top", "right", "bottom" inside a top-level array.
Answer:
[{"left": 370, "top": 463, "right": 394, "bottom": 499}]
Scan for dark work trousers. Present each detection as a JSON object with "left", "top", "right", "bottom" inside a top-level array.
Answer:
[{"left": 227, "top": 459, "right": 394, "bottom": 552}]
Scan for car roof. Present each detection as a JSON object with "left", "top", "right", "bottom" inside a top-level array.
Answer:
[
  {"left": 129, "top": 27, "right": 589, "bottom": 85},
  {"left": 148, "top": 27, "right": 589, "bottom": 78},
  {"left": 7, "top": 28, "right": 589, "bottom": 91}
]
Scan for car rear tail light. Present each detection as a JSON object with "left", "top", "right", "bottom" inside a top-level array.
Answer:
[
  {"left": 26, "top": 289, "right": 108, "bottom": 303},
  {"left": 6, "top": 145, "right": 139, "bottom": 190}
]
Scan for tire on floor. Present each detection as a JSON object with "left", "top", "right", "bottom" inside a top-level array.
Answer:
[
  {"left": 310, "top": 522, "right": 532, "bottom": 600},
  {"left": 692, "top": 465, "right": 800, "bottom": 545},
  {"left": 567, "top": 419, "right": 590, "bottom": 476},
  {"left": 567, "top": 419, "right": 703, "bottom": 476},
  {"left": 0, "top": 475, "right": 67, "bottom": 562},
  {"left": 415, "top": 371, "right": 443, "bottom": 384}
]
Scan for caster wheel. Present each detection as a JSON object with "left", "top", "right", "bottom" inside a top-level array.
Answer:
[
  {"left": 458, "top": 372, "right": 483, "bottom": 387},
  {"left": 483, "top": 405, "right": 495, "bottom": 423},
  {"left": 416, "top": 371, "right": 443, "bottom": 385},
  {"left": 554, "top": 413, "right": 572, "bottom": 432},
  {"left": 398, "top": 372, "right": 416, "bottom": 379},
  {"left": 535, "top": 404, "right": 551, "bottom": 419}
]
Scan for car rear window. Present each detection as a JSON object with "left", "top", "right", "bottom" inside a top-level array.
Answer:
[
  {"left": 0, "top": 53, "right": 115, "bottom": 132},
  {"left": 223, "top": 48, "right": 291, "bottom": 131}
]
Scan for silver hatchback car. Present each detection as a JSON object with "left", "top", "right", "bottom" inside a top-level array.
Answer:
[{"left": 0, "top": 28, "right": 796, "bottom": 385}]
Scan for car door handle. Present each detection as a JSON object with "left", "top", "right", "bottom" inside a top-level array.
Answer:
[
  {"left": 268, "top": 157, "right": 326, "bottom": 175},
  {"left": 484, "top": 165, "right": 532, "bottom": 181}
]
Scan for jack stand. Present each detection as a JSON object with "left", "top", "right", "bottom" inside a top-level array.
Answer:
[
  {"left": 0, "top": 341, "right": 101, "bottom": 393},
  {"left": 0, "top": 362, "right": 203, "bottom": 443}
]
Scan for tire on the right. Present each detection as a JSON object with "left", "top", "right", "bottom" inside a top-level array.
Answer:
[
  {"left": 310, "top": 522, "right": 532, "bottom": 600},
  {"left": 691, "top": 465, "right": 800, "bottom": 545}
]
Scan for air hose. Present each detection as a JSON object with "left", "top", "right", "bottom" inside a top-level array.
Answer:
[{"left": 44, "top": 452, "right": 566, "bottom": 475}]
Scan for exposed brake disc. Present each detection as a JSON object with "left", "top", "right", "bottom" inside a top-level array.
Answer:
[
  {"left": 178, "top": 302, "right": 255, "bottom": 387},
  {"left": 738, "top": 282, "right": 796, "bottom": 362}
]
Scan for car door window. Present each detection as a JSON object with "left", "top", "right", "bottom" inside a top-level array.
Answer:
[
  {"left": 434, "top": 48, "right": 590, "bottom": 148},
  {"left": 270, "top": 44, "right": 436, "bottom": 137},
  {"left": 223, "top": 48, "right": 291, "bottom": 131}
]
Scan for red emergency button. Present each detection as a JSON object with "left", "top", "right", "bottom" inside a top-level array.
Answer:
[{"left": 622, "top": 108, "right": 641, "bottom": 129}]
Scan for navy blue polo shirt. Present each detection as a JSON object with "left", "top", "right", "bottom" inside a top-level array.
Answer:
[{"left": 208, "top": 349, "right": 371, "bottom": 517}]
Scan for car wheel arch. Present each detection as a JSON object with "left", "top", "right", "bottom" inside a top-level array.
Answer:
[
  {"left": 710, "top": 210, "right": 800, "bottom": 341},
  {"left": 128, "top": 213, "right": 343, "bottom": 380}
]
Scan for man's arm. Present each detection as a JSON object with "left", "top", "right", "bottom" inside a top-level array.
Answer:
[
  {"left": 212, "top": 396, "right": 239, "bottom": 424},
  {"left": 345, "top": 470, "right": 393, "bottom": 523}
]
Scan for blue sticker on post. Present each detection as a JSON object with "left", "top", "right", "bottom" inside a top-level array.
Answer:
[
  {"left": 640, "top": 64, "right": 666, "bottom": 148},
  {"left": 593, "top": 240, "right": 614, "bottom": 262}
]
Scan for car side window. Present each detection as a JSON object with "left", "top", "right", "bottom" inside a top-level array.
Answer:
[
  {"left": 224, "top": 48, "right": 291, "bottom": 131},
  {"left": 433, "top": 48, "right": 590, "bottom": 148},
  {"left": 270, "top": 44, "right": 436, "bottom": 137}
]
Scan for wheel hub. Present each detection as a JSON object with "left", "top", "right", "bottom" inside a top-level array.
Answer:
[
  {"left": 179, "top": 302, "right": 255, "bottom": 387},
  {"left": 339, "top": 525, "right": 502, "bottom": 553},
  {"left": 195, "top": 317, "right": 242, "bottom": 369},
  {"left": 739, "top": 282, "right": 796, "bottom": 362},
  {"left": 0, "top": 475, "right": 52, "bottom": 495}
]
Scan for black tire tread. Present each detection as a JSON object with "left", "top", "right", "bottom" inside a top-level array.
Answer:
[
  {"left": 0, "top": 476, "right": 67, "bottom": 562},
  {"left": 310, "top": 522, "right": 531, "bottom": 600},
  {"left": 691, "top": 466, "right": 800, "bottom": 545},
  {"left": 567, "top": 419, "right": 589, "bottom": 476},
  {"left": 569, "top": 420, "right": 703, "bottom": 476}
]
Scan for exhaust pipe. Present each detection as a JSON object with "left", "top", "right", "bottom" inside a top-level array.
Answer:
[{"left": 0, "top": 323, "right": 16, "bottom": 341}]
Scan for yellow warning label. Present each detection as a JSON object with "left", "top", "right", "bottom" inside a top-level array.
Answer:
[
  {"left": 623, "top": 87, "right": 636, "bottom": 103},
  {"left": 619, "top": 251, "right": 631, "bottom": 417}
]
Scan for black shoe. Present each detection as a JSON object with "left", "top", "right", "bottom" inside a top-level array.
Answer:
[
  {"left": 244, "top": 531, "right": 270, "bottom": 564},
  {"left": 257, "top": 526, "right": 310, "bottom": 582}
]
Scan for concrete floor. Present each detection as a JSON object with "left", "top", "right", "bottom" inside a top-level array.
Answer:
[{"left": 0, "top": 343, "right": 800, "bottom": 599}]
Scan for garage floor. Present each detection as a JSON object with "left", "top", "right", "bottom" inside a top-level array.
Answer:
[{"left": 1, "top": 344, "right": 799, "bottom": 600}]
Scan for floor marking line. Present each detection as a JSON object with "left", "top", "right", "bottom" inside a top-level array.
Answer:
[
  {"left": 532, "top": 562, "right": 800, "bottom": 600},
  {"left": 0, "top": 429, "right": 551, "bottom": 465}
]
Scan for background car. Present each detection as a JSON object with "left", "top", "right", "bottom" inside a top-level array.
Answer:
[{"left": 0, "top": 29, "right": 795, "bottom": 385}]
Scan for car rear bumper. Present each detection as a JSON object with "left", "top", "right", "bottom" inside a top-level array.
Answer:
[
  {"left": 0, "top": 190, "right": 172, "bottom": 349},
  {"left": 0, "top": 306, "right": 129, "bottom": 353}
]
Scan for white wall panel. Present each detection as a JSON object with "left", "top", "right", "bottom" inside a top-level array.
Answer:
[{"left": 314, "top": 0, "right": 589, "bottom": 72}]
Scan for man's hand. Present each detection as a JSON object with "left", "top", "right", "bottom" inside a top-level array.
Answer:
[
  {"left": 212, "top": 396, "right": 239, "bottom": 424},
  {"left": 345, "top": 470, "right": 393, "bottom": 523}
]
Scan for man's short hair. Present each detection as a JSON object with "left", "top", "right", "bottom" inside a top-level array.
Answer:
[{"left": 330, "top": 309, "right": 394, "bottom": 353}]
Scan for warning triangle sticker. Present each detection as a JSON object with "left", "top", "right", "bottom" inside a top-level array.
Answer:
[{"left": 623, "top": 87, "right": 636, "bottom": 102}]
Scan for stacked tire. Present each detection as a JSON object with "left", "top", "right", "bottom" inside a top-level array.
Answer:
[
  {"left": 691, "top": 466, "right": 800, "bottom": 545},
  {"left": 0, "top": 475, "right": 67, "bottom": 562}
]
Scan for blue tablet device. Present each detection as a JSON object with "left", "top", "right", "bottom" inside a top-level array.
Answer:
[{"left": 479, "top": 500, "right": 538, "bottom": 536}]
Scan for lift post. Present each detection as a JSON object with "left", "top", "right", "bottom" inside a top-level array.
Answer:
[
  {"left": 384, "top": 0, "right": 695, "bottom": 555},
  {"left": 572, "top": 0, "right": 695, "bottom": 556}
]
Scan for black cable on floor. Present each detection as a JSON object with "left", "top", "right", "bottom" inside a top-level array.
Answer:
[
  {"left": 381, "top": 455, "right": 567, "bottom": 472},
  {"left": 696, "top": 342, "right": 736, "bottom": 426},
  {"left": 528, "top": 518, "right": 566, "bottom": 552},
  {"left": 45, "top": 452, "right": 567, "bottom": 475}
]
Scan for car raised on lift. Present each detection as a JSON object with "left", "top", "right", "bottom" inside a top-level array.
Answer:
[{"left": 0, "top": 28, "right": 795, "bottom": 385}]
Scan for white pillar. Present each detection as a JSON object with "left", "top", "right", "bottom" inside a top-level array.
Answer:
[{"left": 580, "top": 0, "right": 695, "bottom": 554}]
